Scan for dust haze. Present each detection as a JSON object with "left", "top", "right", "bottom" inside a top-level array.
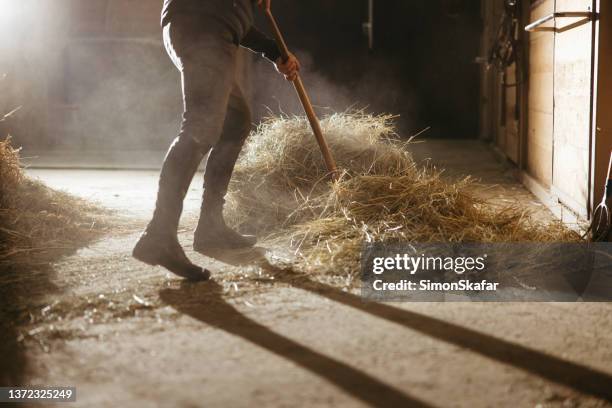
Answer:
[
  {"left": 1, "top": 0, "right": 414, "bottom": 158},
  {"left": 249, "top": 50, "right": 416, "bottom": 134}
]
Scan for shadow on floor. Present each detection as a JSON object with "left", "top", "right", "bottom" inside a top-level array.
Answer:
[
  {"left": 0, "top": 263, "right": 58, "bottom": 389},
  {"left": 160, "top": 279, "right": 434, "bottom": 408},
  {"left": 186, "top": 247, "right": 612, "bottom": 403},
  {"left": 0, "top": 238, "right": 106, "bottom": 389}
]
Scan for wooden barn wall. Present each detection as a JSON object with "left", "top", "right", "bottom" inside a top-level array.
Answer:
[
  {"left": 0, "top": 0, "right": 71, "bottom": 148},
  {"left": 502, "top": 60, "right": 521, "bottom": 163},
  {"left": 2, "top": 0, "right": 252, "bottom": 152},
  {"left": 480, "top": 0, "right": 531, "bottom": 165},
  {"left": 482, "top": 0, "right": 601, "bottom": 220},
  {"left": 526, "top": 0, "right": 556, "bottom": 189},
  {"left": 479, "top": 1, "right": 504, "bottom": 143},
  {"left": 551, "top": 0, "right": 594, "bottom": 218}
]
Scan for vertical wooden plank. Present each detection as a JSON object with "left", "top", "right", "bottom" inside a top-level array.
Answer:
[
  {"left": 552, "top": 0, "right": 593, "bottom": 217},
  {"left": 504, "top": 63, "right": 520, "bottom": 163},
  {"left": 527, "top": 0, "right": 555, "bottom": 187},
  {"left": 480, "top": 0, "right": 505, "bottom": 143},
  {"left": 478, "top": 1, "right": 490, "bottom": 140}
]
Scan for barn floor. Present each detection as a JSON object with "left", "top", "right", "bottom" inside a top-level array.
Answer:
[{"left": 13, "top": 140, "right": 612, "bottom": 407}]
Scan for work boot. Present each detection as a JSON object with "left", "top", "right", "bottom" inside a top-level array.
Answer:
[
  {"left": 193, "top": 198, "right": 257, "bottom": 252},
  {"left": 133, "top": 231, "right": 210, "bottom": 281},
  {"left": 194, "top": 93, "right": 254, "bottom": 252},
  {"left": 133, "top": 135, "right": 211, "bottom": 280}
]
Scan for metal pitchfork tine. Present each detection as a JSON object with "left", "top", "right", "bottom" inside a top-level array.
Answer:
[
  {"left": 264, "top": 8, "right": 339, "bottom": 181},
  {"left": 588, "top": 151, "right": 612, "bottom": 242}
]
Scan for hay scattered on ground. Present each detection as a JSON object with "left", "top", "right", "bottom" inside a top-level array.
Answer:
[
  {"left": 0, "top": 138, "right": 106, "bottom": 266},
  {"left": 227, "top": 112, "right": 581, "bottom": 276}
]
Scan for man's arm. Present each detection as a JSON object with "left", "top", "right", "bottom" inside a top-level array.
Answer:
[
  {"left": 240, "top": 26, "right": 282, "bottom": 63},
  {"left": 246, "top": 0, "right": 300, "bottom": 81},
  {"left": 240, "top": 26, "right": 301, "bottom": 81}
]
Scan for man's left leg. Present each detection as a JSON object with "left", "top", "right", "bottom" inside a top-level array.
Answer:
[{"left": 193, "top": 84, "right": 257, "bottom": 251}]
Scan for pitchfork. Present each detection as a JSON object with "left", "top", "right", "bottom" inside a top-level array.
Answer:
[
  {"left": 264, "top": 9, "right": 339, "bottom": 181},
  {"left": 588, "top": 152, "right": 612, "bottom": 242}
]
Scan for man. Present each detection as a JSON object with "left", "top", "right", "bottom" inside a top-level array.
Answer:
[{"left": 133, "top": 0, "right": 300, "bottom": 280}]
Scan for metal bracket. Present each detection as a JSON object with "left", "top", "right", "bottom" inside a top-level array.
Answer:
[{"left": 525, "top": 11, "right": 597, "bottom": 33}]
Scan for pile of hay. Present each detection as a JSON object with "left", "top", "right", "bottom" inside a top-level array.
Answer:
[
  {"left": 0, "top": 138, "right": 104, "bottom": 267},
  {"left": 227, "top": 112, "right": 580, "bottom": 276}
]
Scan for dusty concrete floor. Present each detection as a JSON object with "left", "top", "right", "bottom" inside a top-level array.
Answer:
[{"left": 8, "top": 140, "right": 612, "bottom": 407}]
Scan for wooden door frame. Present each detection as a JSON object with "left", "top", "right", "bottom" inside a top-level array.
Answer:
[{"left": 590, "top": 0, "right": 612, "bottom": 217}]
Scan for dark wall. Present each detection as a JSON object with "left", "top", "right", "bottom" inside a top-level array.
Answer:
[
  {"left": 252, "top": 0, "right": 482, "bottom": 138},
  {"left": 4, "top": 0, "right": 483, "bottom": 154},
  {"left": 0, "top": 0, "right": 180, "bottom": 152}
]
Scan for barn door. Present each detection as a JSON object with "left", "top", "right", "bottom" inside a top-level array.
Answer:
[{"left": 551, "top": 0, "right": 597, "bottom": 218}]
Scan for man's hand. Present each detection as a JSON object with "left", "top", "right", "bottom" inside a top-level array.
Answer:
[
  {"left": 275, "top": 53, "right": 300, "bottom": 82},
  {"left": 256, "top": 0, "right": 271, "bottom": 11}
]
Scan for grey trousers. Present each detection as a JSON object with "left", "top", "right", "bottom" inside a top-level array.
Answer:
[{"left": 149, "top": 15, "right": 251, "bottom": 235}]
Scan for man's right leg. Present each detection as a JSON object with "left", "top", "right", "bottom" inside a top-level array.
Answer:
[
  {"left": 133, "top": 18, "right": 237, "bottom": 280},
  {"left": 194, "top": 85, "right": 257, "bottom": 252}
]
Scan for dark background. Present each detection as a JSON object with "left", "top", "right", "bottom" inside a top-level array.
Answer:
[
  {"left": 2, "top": 0, "right": 483, "bottom": 152},
  {"left": 253, "top": 0, "right": 483, "bottom": 138}
]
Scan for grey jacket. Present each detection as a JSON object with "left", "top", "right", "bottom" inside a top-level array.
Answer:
[{"left": 161, "top": 0, "right": 281, "bottom": 62}]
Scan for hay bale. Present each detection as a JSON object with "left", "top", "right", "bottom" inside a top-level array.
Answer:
[
  {"left": 226, "top": 112, "right": 580, "bottom": 276},
  {"left": 0, "top": 137, "right": 22, "bottom": 199},
  {"left": 0, "top": 138, "right": 105, "bottom": 266},
  {"left": 227, "top": 113, "right": 406, "bottom": 230}
]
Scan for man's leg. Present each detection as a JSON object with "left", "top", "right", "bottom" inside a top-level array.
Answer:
[
  {"left": 133, "top": 133, "right": 206, "bottom": 279},
  {"left": 193, "top": 84, "right": 257, "bottom": 251},
  {"left": 133, "top": 19, "right": 238, "bottom": 279}
]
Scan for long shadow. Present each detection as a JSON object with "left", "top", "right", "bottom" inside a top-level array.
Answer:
[
  {"left": 160, "top": 281, "right": 434, "bottom": 408},
  {"left": 1, "top": 240, "right": 105, "bottom": 390},
  {"left": 200, "top": 247, "right": 612, "bottom": 403},
  {"left": 0, "top": 263, "right": 57, "bottom": 389}
]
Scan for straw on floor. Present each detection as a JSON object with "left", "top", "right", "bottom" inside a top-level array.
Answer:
[
  {"left": 0, "top": 138, "right": 105, "bottom": 267},
  {"left": 226, "top": 112, "right": 581, "bottom": 276}
]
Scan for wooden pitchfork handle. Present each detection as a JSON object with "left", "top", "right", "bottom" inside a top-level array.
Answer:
[{"left": 264, "top": 10, "right": 339, "bottom": 180}]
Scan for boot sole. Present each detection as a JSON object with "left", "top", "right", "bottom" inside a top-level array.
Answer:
[{"left": 133, "top": 243, "right": 211, "bottom": 281}]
